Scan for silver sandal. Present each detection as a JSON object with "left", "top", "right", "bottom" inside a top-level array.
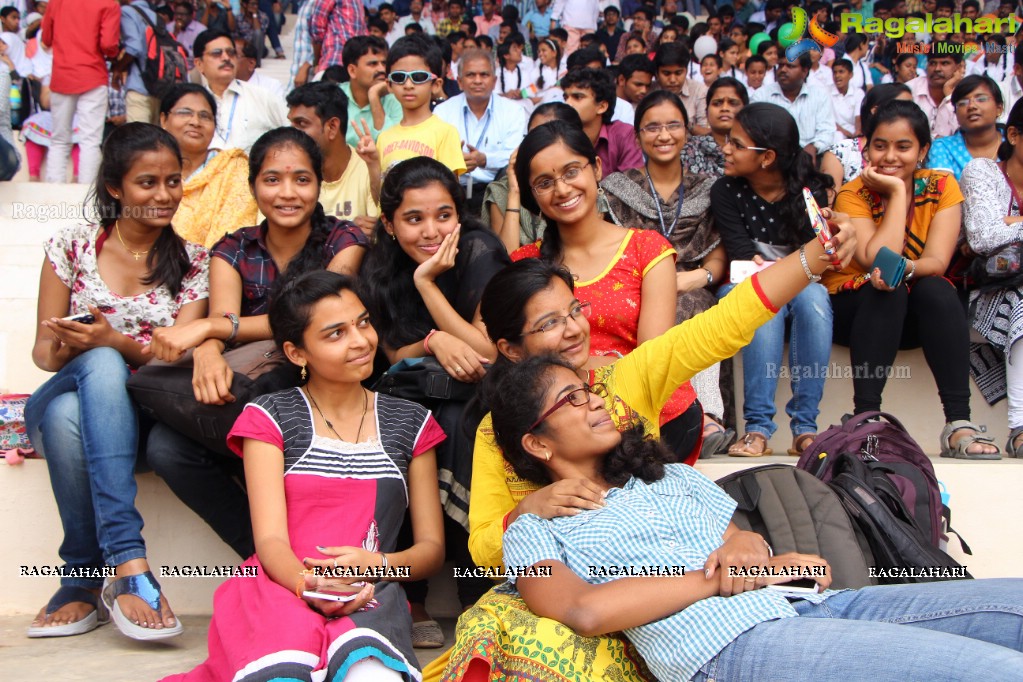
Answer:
[
  {"left": 1006, "top": 426, "right": 1023, "bottom": 458},
  {"left": 939, "top": 421, "right": 1001, "bottom": 460}
]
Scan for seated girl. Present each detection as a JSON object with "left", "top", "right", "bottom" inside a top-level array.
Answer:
[
  {"left": 712, "top": 103, "right": 835, "bottom": 457},
  {"left": 158, "top": 83, "right": 258, "bottom": 248},
  {"left": 510, "top": 119, "right": 704, "bottom": 463},
  {"left": 26, "top": 123, "right": 209, "bottom": 640},
  {"left": 429, "top": 204, "right": 859, "bottom": 681},
  {"left": 163, "top": 270, "right": 445, "bottom": 682},
  {"left": 825, "top": 99, "right": 1001, "bottom": 459},
  {"left": 359, "top": 156, "right": 510, "bottom": 645},
  {"left": 602, "top": 90, "right": 733, "bottom": 455},
  {"left": 145, "top": 127, "right": 367, "bottom": 558},
  {"left": 927, "top": 75, "right": 1004, "bottom": 181},
  {"left": 491, "top": 355, "right": 1023, "bottom": 681},
  {"left": 680, "top": 76, "right": 748, "bottom": 179}
]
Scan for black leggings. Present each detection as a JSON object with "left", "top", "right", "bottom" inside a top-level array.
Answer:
[{"left": 831, "top": 276, "right": 971, "bottom": 422}]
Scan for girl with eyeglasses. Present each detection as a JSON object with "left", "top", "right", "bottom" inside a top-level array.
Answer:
[
  {"left": 359, "top": 156, "right": 510, "bottom": 645},
  {"left": 164, "top": 271, "right": 446, "bottom": 682},
  {"left": 511, "top": 119, "right": 709, "bottom": 464},
  {"left": 428, "top": 204, "right": 859, "bottom": 681},
  {"left": 602, "top": 90, "right": 733, "bottom": 456},
  {"left": 477, "top": 355, "right": 1023, "bottom": 682},
  {"left": 928, "top": 74, "right": 1005, "bottom": 181},
  {"left": 712, "top": 103, "right": 836, "bottom": 457},
  {"left": 825, "top": 99, "right": 1001, "bottom": 459},
  {"left": 158, "top": 83, "right": 257, "bottom": 248}
]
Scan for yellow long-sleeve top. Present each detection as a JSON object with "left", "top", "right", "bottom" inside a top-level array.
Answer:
[{"left": 467, "top": 275, "right": 779, "bottom": 569}]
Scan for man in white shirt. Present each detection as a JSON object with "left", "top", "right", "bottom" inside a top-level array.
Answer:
[
  {"left": 396, "top": 0, "right": 434, "bottom": 35},
  {"left": 830, "top": 58, "right": 865, "bottom": 140},
  {"left": 193, "top": 29, "right": 288, "bottom": 152},
  {"left": 234, "top": 37, "right": 287, "bottom": 99},
  {"left": 551, "top": 0, "right": 600, "bottom": 54},
  {"left": 434, "top": 48, "right": 527, "bottom": 214},
  {"left": 751, "top": 53, "right": 835, "bottom": 161},
  {"left": 379, "top": 3, "right": 405, "bottom": 45}
]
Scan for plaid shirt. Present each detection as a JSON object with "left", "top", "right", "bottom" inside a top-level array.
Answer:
[
  {"left": 504, "top": 464, "right": 833, "bottom": 681},
  {"left": 289, "top": 0, "right": 317, "bottom": 90},
  {"left": 211, "top": 218, "right": 367, "bottom": 316},
  {"left": 309, "top": 0, "right": 368, "bottom": 70},
  {"left": 107, "top": 73, "right": 126, "bottom": 120},
  {"left": 234, "top": 10, "right": 270, "bottom": 44}
]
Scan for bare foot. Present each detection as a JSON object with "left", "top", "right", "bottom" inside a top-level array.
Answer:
[
  {"left": 113, "top": 559, "right": 178, "bottom": 631},
  {"left": 410, "top": 602, "right": 432, "bottom": 623},
  {"left": 31, "top": 590, "right": 99, "bottom": 629}
]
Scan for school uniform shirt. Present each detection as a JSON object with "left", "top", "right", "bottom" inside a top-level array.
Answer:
[
  {"left": 751, "top": 82, "right": 836, "bottom": 152},
  {"left": 377, "top": 114, "right": 468, "bottom": 175},
  {"left": 999, "top": 75, "right": 1023, "bottom": 125},
  {"left": 806, "top": 64, "right": 834, "bottom": 91},
  {"left": 848, "top": 56, "right": 871, "bottom": 93},
  {"left": 831, "top": 85, "right": 865, "bottom": 137},
  {"left": 612, "top": 98, "right": 635, "bottom": 126},
  {"left": 720, "top": 65, "right": 747, "bottom": 85},
  {"left": 434, "top": 92, "right": 528, "bottom": 185},
  {"left": 318, "top": 147, "right": 380, "bottom": 221},
  {"left": 207, "top": 78, "right": 289, "bottom": 153},
  {"left": 967, "top": 53, "right": 1010, "bottom": 83}
]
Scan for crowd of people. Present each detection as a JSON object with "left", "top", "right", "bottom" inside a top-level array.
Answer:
[{"left": 14, "top": 0, "right": 1023, "bottom": 681}]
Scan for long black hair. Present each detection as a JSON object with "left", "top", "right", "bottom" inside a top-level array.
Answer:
[
  {"left": 859, "top": 82, "right": 911, "bottom": 136},
  {"left": 864, "top": 99, "right": 931, "bottom": 153},
  {"left": 268, "top": 270, "right": 360, "bottom": 352},
  {"left": 734, "top": 103, "right": 834, "bottom": 247},
  {"left": 358, "top": 156, "right": 481, "bottom": 349},
  {"left": 247, "top": 127, "right": 335, "bottom": 287},
  {"left": 633, "top": 89, "right": 689, "bottom": 134},
  {"left": 536, "top": 38, "right": 561, "bottom": 91},
  {"left": 92, "top": 122, "right": 191, "bottom": 298},
  {"left": 513, "top": 119, "right": 599, "bottom": 263},
  {"left": 488, "top": 355, "right": 668, "bottom": 487},
  {"left": 999, "top": 98, "right": 1023, "bottom": 162}
]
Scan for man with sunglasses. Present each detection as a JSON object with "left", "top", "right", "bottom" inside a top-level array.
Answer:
[{"left": 193, "top": 29, "right": 287, "bottom": 153}]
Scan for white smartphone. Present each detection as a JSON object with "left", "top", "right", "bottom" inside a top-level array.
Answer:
[
  {"left": 763, "top": 578, "right": 821, "bottom": 595},
  {"left": 302, "top": 589, "right": 360, "bottom": 602},
  {"left": 729, "top": 259, "right": 774, "bottom": 284},
  {"left": 61, "top": 313, "right": 95, "bottom": 324}
]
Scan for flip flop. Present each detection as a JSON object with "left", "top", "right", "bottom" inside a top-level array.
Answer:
[
  {"left": 26, "top": 585, "right": 109, "bottom": 638},
  {"left": 787, "top": 433, "right": 817, "bottom": 456},
  {"left": 700, "top": 420, "right": 735, "bottom": 458},
  {"left": 728, "top": 432, "right": 773, "bottom": 457},
  {"left": 101, "top": 571, "right": 182, "bottom": 641}
]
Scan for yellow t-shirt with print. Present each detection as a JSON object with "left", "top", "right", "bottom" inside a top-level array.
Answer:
[
  {"left": 318, "top": 146, "right": 380, "bottom": 221},
  {"left": 377, "top": 114, "right": 467, "bottom": 176}
]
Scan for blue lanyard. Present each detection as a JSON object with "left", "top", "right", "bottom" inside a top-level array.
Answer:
[
  {"left": 463, "top": 95, "right": 493, "bottom": 149},
  {"left": 222, "top": 91, "right": 240, "bottom": 146},
  {"left": 645, "top": 165, "right": 684, "bottom": 239}
]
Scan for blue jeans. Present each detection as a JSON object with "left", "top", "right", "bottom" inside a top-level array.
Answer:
[
  {"left": 24, "top": 347, "right": 146, "bottom": 589},
  {"left": 693, "top": 579, "right": 1023, "bottom": 680},
  {"left": 718, "top": 282, "right": 833, "bottom": 439}
]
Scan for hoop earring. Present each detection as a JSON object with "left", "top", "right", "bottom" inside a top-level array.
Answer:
[{"left": 300, "top": 365, "right": 308, "bottom": 381}]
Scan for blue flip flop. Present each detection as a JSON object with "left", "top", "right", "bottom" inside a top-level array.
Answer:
[
  {"left": 26, "top": 585, "right": 109, "bottom": 638},
  {"left": 101, "top": 571, "right": 183, "bottom": 641}
]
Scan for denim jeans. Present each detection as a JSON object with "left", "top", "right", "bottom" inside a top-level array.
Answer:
[
  {"left": 693, "top": 579, "right": 1023, "bottom": 681},
  {"left": 146, "top": 423, "right": 254, "bottom": 559},
  {"left": 24, "top": 347, "right": 146, "bottom": 589},
  {"left": 718, "top": 282, "right": 833, "bottom": 439}
]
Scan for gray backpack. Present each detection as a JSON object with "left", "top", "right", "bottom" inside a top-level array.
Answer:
[{"left": 716, "top": 464, "right": 875, "bottom": 589}]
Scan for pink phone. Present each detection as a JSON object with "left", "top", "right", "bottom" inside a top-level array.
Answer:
[{"left": 803, "top": 187, "right": 840, "bottom": 266}]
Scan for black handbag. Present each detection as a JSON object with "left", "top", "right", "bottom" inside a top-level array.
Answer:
[
  {"left": 371, "top": 357, "right": 478, "bottom": 404},
  {"left": 127, "top": 341, "right": 298, "bottom": 457}
]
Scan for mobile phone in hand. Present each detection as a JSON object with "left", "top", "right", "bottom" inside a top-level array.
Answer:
[
  {"left": 62, "top": 313, "right": 95, "bottom": 324},
  {"left": 803, "top": 187, "right": 840, "bottom": 266},
  {"left": 302, "top": 589, "right": 361, "bottom": 602}
]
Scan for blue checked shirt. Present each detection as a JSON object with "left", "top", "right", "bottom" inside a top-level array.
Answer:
[
  {"left": 288, "top": 0, "right": 317, "bottom": 91},
  {"left": 504, "top": 464, "right": 832, "bottom": 681}
]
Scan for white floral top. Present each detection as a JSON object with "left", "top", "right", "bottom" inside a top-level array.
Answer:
[{"left": 44, "top": 224, "right": 210, "bottom": 345}]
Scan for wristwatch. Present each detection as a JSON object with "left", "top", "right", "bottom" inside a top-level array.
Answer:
[
  {"left": 702, "top": 267, "right": 714, "bottom": 286},
  {"left": 223, "top": 312, "right": 240, "bottom": 343},
  {"left": 799, "top": 245, "right": 821, "bottom": 283}
]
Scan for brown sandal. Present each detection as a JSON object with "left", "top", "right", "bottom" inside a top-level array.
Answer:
[
  {"left": 728, "top": 432, "right": 773, "bottom": 457},
  {"left": 787, "top": 433, "right": 817, "bottom": 456}
]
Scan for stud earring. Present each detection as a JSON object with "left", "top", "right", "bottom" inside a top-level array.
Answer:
[
  {"left": 300, "top": 365, "right": 308, "bottom": 381},
  {"left": 544, "top": 450, "right": 551, "bottom": 462}
]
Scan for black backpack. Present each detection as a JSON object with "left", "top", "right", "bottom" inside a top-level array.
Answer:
[
  {"left": 716, "top": 465, "right": 875, "bottom": 589},
  {"left": 829, "top": 453, "right": 972, "bottom": 584},
  {"left": 130, "top": 6, "right": 190, "bottom": 100}
]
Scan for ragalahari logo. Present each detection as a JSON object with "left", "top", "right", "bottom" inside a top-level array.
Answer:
[{"left": 780, "top": 7, "right": 840, "bottom": 62}]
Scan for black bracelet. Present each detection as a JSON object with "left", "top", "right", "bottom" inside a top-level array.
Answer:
[{"left": 505, "top": 208, "right": 520, "bottom": 213}]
